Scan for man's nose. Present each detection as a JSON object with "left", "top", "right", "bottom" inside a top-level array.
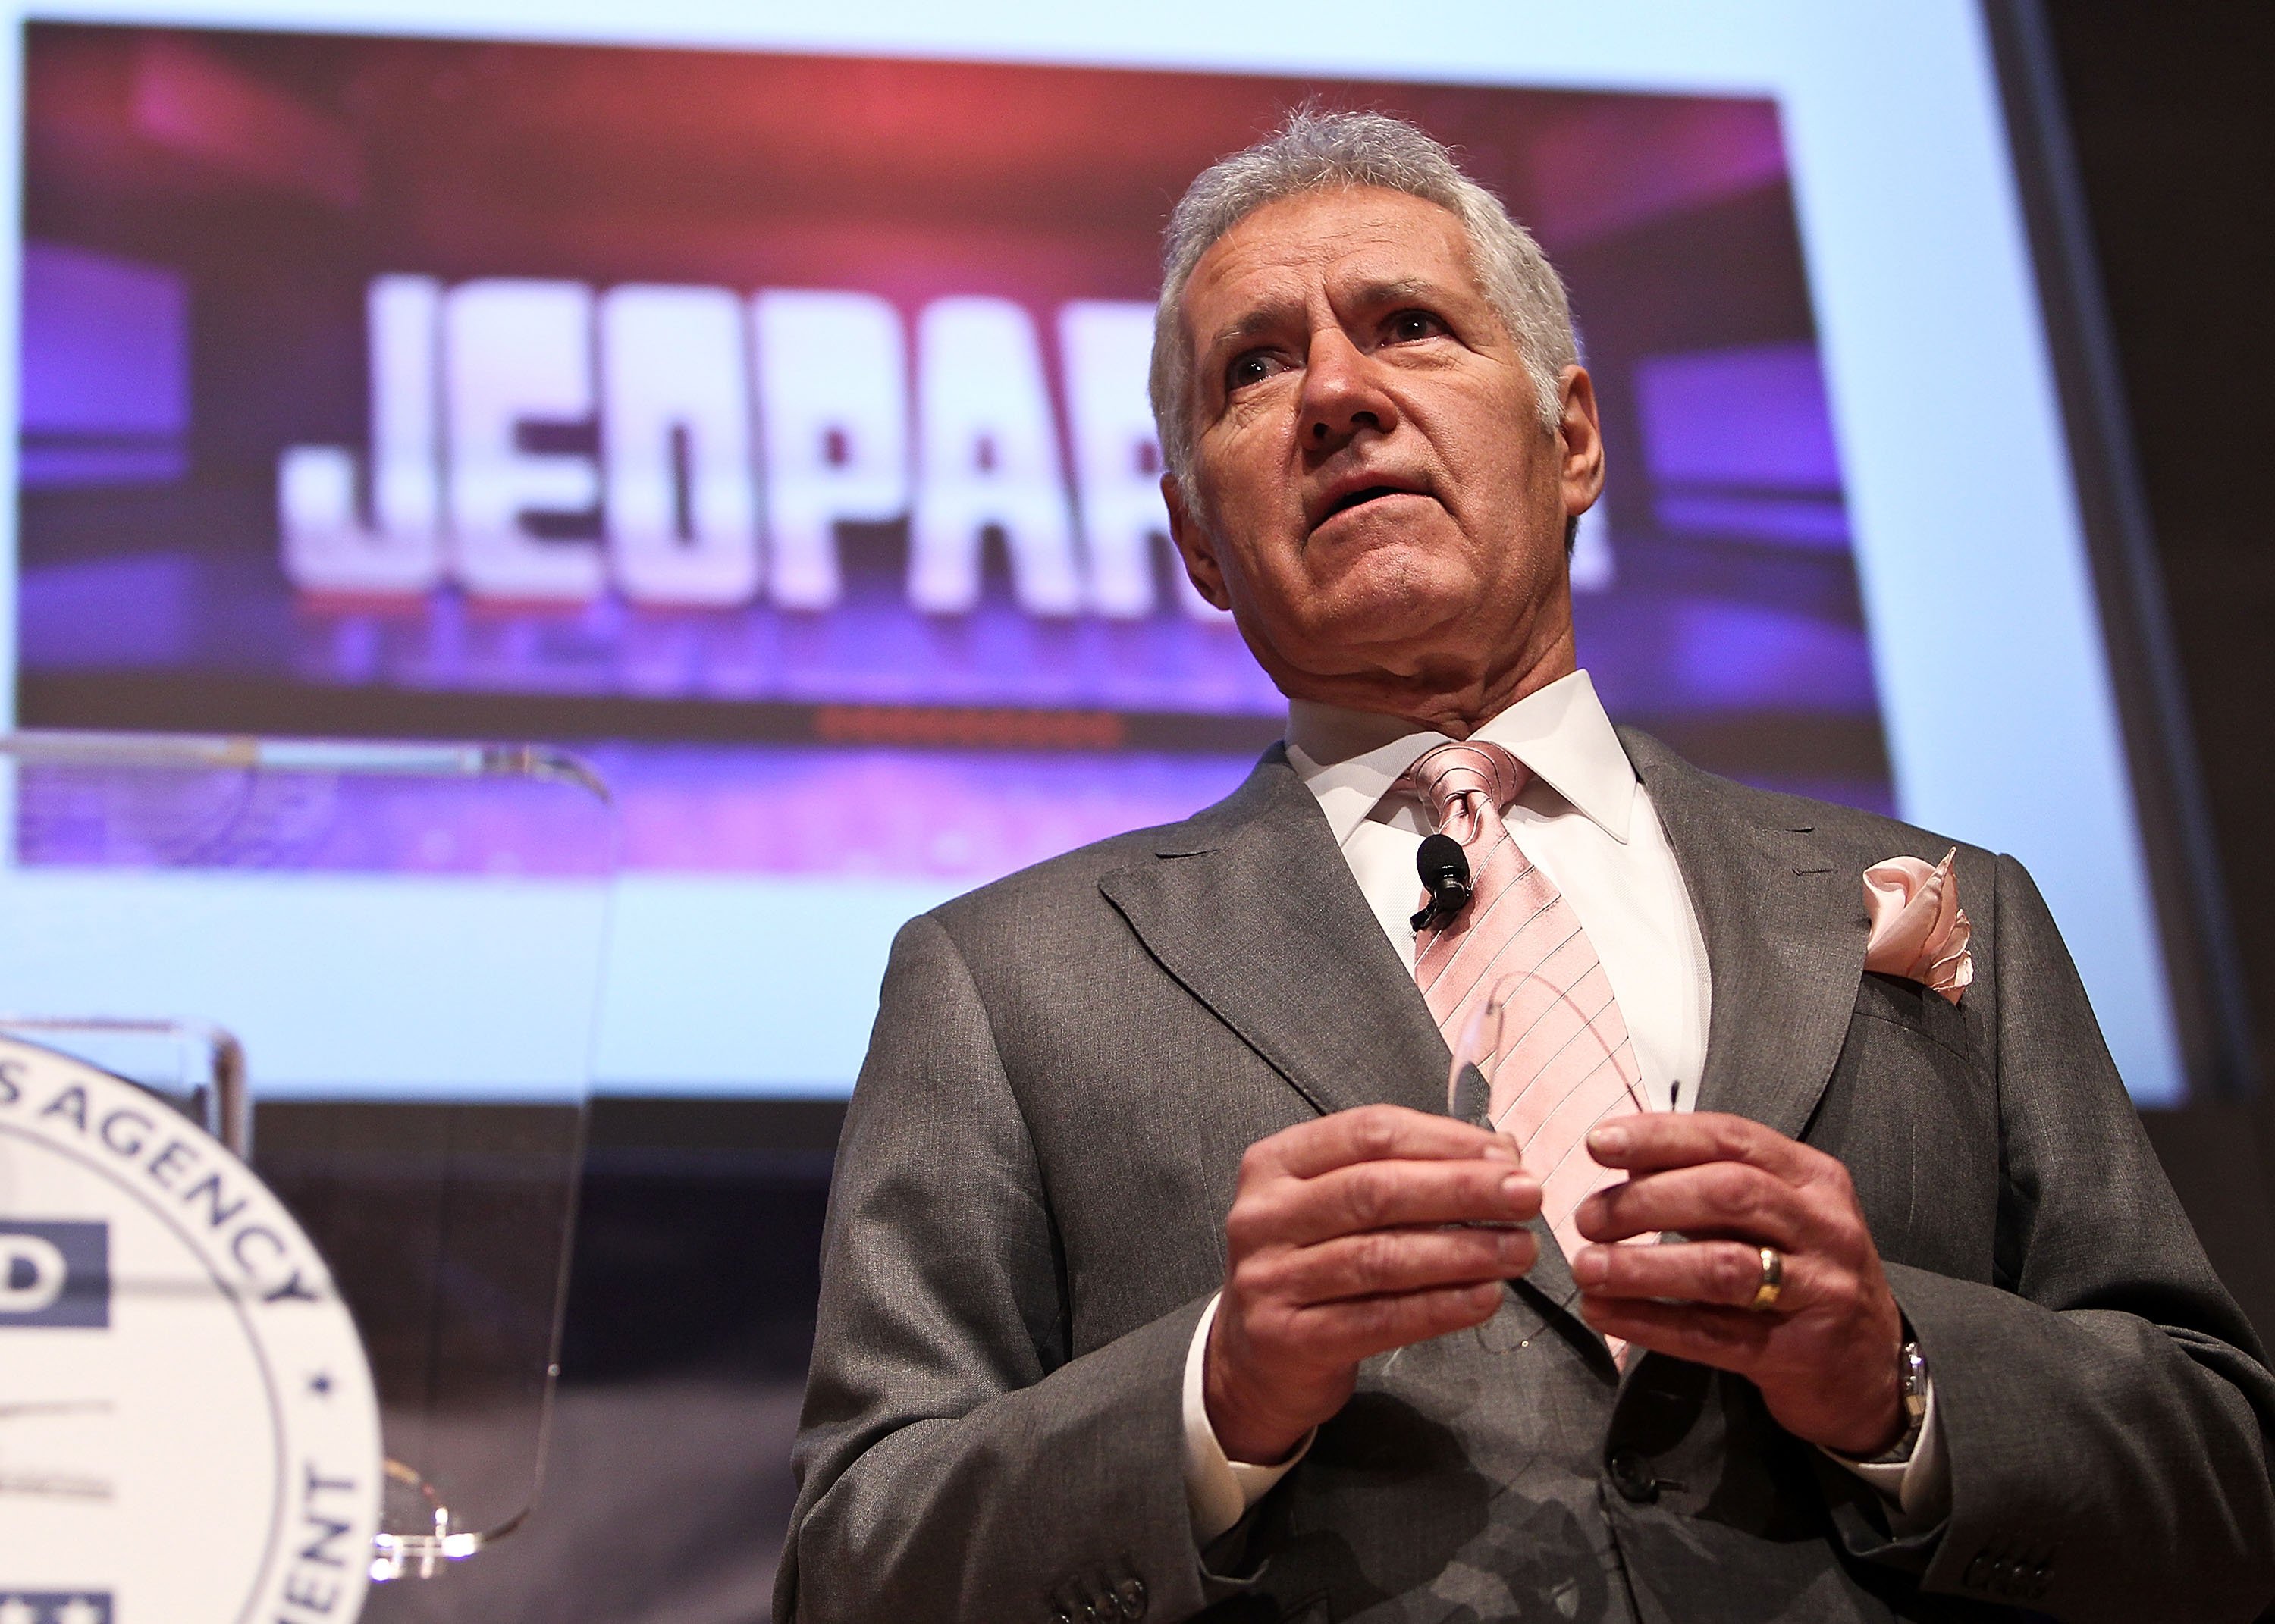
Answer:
[{"left": 1300, "top": 327, "right": 1398, "bottom": 451}]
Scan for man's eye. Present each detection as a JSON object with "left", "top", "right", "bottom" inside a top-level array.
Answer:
[
  {"left": 1225, "top": 351, "right": 1281, "bottom": 391},
  {"left": 1387, "top": 310, "right": 1445, "bottom": 343}
]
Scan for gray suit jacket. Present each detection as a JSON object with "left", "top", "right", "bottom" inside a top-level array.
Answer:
[{"left": 777, "top": 732, "right": 2275, "bottom": 1624}]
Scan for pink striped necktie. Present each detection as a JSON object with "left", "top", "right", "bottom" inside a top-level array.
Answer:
[{"left": 1404, "top": 739, "right": 1648, "bottom": 1280}]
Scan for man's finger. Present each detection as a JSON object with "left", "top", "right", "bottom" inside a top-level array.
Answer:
[
  {"left": 1262, "top": 1104, "right": 1520, "bottom": 1180},
  {"left": 1270, "top": 1224, "right": 1537, "bottom": 1304},
  {"left": 1576, "top": 1294, "right": 1776, "bottom": 1372},
  {"left": 1260, "top": 1158, "right": 1541, "bottom": 1246},
  {"left": 1282, "top": 1281, "right": 1506, "bottom": 1365},
  {"left": 1583, "top": 1111, "right": 1817, "bottom": 1182},
  {"left": 1573, "top": 1163, "right": 1806, "bottom": 1249},
  {"left": 1570, "top": 1238, "right": 1800, "bottom": 1309}
]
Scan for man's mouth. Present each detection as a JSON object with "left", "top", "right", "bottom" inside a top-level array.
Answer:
[{"left": 1310, "top": 480, "right": 1427, "bottom": 533}]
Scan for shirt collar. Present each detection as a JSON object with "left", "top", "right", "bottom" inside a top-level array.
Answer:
[{"left": 1284, "top": 669, "right": 1636, "bottom": 848}]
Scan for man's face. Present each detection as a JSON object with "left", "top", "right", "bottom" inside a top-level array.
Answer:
[{"left": 1164, "top": 186, "right": 1602, "bottom": 720}]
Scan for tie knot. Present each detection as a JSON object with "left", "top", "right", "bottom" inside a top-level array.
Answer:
[{"left": 1401, "top": 739, "right": 1528, "bottom": 832}]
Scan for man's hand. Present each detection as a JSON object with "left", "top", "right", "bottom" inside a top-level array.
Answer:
[
  {"left": 1207, "top": 1104, "right": 1542, "bottom": 1466},
  {"left": 1571, "top": 1111, "right": 1906, "bottom": 1459}
]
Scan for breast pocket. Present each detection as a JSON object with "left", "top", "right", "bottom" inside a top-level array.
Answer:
[{"left": 1852, "top": 972, "right": 1982, "bottom": 1072}]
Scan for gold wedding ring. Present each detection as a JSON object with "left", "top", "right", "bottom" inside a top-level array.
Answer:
[{"left": 1748, "top": 1246, "right": 1785, "bottom": 1312}]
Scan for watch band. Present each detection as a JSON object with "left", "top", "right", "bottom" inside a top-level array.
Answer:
[{"left": 1860, "top": 1338, "right": 1930, "bottom": 1465}]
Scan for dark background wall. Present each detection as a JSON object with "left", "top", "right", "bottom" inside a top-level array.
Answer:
[{"left": 2039, "top": 2, "right": 2275, "bottom": 1338}]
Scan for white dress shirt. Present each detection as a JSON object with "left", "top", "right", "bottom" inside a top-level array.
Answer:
[{"left": 1180, "top": 671, "right": 1946, "bottom": 1543}]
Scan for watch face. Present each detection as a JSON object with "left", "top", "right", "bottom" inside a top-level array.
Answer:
[{"left": 0, "top": 1037, "right": 381, "bottom": 1622}]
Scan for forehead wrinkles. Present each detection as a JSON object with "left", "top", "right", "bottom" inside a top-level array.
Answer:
[
  {"left": 1202, "top": 276, "right": 1449, "bottom": 361},
  {"left": 1188, "top": 209, "right": 1483, "bottom": 362}
]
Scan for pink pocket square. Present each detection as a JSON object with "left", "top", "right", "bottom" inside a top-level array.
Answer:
[{"left": 1862, "top": 848, "right": 1973, "bottom": 1005}]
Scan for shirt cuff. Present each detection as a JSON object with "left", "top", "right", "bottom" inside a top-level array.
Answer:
[
  {"left": 1181, "top": 1293, "right": 1313, "bottom": 1544},
  {"left": 1822, "top": 1371, "right": 1950, "bottom": 1531}
]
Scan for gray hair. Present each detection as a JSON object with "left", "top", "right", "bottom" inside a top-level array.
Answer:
[{"left": 1147, "top": 108, "right": 1578, "bottom": 486}]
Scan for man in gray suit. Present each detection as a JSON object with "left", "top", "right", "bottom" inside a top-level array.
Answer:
[{"left": 777, "top": 111, "right": 2275, "bottom": 1622}]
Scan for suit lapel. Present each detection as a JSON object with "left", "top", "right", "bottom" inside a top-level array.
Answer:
[
  {"left": 1100, "top": 749, "right": 1583, "bottom": 1312},
  {"left": 1100, "top": 749, "right": 1448, "bottom": 1121},
  {"left": 1621, "top": 729, "right": 1869, "bottom": 1140}
]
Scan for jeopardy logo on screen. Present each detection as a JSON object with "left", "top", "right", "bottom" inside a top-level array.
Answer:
[
  {"left": 279, "top": 278, "right": 1217, "bottom": 622},
  {"left": 0, "top": 1221, "right": 110, "bottom": 1330}
]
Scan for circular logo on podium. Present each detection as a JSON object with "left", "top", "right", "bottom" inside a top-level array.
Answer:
[{"left": 0, "top": 1036, "right": 381, "bottom": 1623}]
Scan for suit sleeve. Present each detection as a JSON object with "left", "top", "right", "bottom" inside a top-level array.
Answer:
[
  {"left": 774, "top": 912, "right": 1224, "bottom": 1624},
  {"left": 1873, "top": 854, "right": 2275, "bottom": 1619}
]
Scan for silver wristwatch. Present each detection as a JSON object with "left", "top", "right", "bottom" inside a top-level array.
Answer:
[{"left": 1862, "top": 1338, "right": 1929, "bottom": 1465}]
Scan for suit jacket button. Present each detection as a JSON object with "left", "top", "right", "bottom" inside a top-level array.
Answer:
[
  {"left": 1607, "top": 1447, "right": 1658, "bottom": 1503},
  {"left": 1115, "top": 1577, "right": 1148, "bottom": 1619}
]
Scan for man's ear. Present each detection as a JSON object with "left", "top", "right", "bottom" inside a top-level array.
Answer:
[
  {"left": 1162, "top": 473, "right": 1232, "bottom": 612},
  {"left": 1555, "top": 365, "right": 1607, "bottom": 522}
]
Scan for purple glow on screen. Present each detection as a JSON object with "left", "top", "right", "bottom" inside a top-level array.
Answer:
[
  {"left": 1636, "top": 342, "right": 1844, "bottom": 491},
  {"left": 19, "top": 243, "right": 189, "bottom": 486},
  {"left": 588, "top": 743, "right": 1257, "bottom": 880}
]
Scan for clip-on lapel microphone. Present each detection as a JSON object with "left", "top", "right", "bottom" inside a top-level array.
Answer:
[{"left": 1410, "top": 832, "right": 1473, "bottom": 932}]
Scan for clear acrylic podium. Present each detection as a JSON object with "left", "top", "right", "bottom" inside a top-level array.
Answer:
[{"left": 0, "top": 729, "right": 613, "bottom": 1585}]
